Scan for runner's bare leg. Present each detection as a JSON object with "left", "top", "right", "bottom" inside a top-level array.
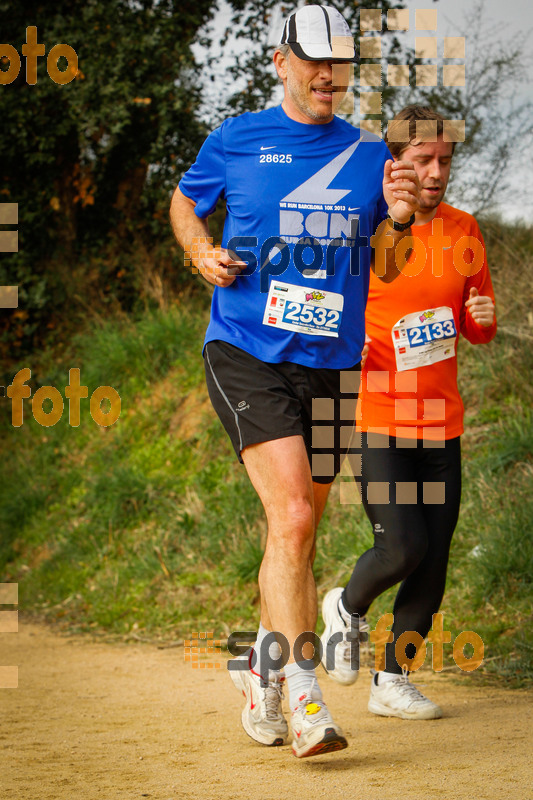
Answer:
[{"left": 242, "top": 435, "right": 332, "bottom": 662}]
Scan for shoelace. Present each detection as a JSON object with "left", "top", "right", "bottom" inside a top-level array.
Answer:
[
  {"left": 263, "top": 677, "right": 284, "bottom": 721},
  {"left": 305, "top": 676, "right": 318, "bottom": 702},
  {"left": 384, "top": 669, "right": 428, "bottom": 706},
  {"left": 388, "top": 675, "right": 426, "bottom": 703}
]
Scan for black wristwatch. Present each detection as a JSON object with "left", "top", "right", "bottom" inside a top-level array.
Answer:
[{"left": 387, "top": 213, "right": 415, "bottom": 232}]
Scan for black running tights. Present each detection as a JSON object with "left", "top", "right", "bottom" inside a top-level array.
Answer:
[{"left": 342, "top": 434, "right": 461, "bottom": 674}]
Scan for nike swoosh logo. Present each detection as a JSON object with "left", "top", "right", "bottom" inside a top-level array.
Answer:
[
  {"left": 260, "top": 146, "right": 276, "bottom": 151},
  {"left": 348, "top": 207, "right": 360, "bottom": 211}
]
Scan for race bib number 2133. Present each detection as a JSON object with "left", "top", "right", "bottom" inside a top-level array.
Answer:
[{"left": 392, "top": 306, "right": 457, "bottom": 371}]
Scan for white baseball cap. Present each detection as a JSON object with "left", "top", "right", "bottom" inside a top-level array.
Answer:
[{"left": 279, "top": 5, "right": 357, "bottom": 62}]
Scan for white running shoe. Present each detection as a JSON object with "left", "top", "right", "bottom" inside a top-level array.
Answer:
[
  {"left": 290, "top": 680, "right": 348, "bottom": 758},
  {"left": 368, "top": 671, "right": 442, "bottom": 720},
  {"left": 320, "top": 587, "right": 369, "bottom": 685},
  {"left": 229, "top": 652, "right": 289, "bottom": 745}
]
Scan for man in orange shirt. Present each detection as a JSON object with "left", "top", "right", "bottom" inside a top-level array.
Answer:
[{"left": 320, "top": 105, "right": 496, "bottom": 718}]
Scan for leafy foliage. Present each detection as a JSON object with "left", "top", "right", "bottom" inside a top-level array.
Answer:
[
  {"left": 0, "top": 0, "right": 216, "bottom": 360},
  {"left": 2, "top": 0, "right": 531, "bottom": 369}
]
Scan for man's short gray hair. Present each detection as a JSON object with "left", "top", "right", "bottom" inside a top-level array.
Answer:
[{"left": 275, "top": 43, "right": 291, "bottom": 59}]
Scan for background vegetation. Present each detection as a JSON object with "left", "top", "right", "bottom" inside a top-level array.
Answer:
[
  {"left": 1, "top": 0, "right": 532, "bottom": 687},
  {"left": 1, "top": 218, "right": 532, "bottom": 686}
]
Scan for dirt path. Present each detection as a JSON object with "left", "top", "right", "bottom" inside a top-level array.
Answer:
[{"left": 1, "top": 623, "right": 532, "bottom": 800}]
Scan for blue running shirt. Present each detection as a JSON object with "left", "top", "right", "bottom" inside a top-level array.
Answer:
[{"left": 179, "top": 105, "right": 390, "bottom": 368}]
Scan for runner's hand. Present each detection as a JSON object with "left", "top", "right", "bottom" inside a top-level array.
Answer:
[
  {"left": 361, "top": 335, "right": 371, "bottom": 368},
  {"left": 465, "top": 287, "right": 495, "bottom": 327},
  {"left": 382, "top": 159, "right": 420, "bottom": 224},
  {"left": 199, "top": 247, "right": 247, "bottom": 288}
]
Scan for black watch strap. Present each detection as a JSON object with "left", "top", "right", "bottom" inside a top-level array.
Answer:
[{"left": 387, "top": 213, "right": 415, "bottom": 232}]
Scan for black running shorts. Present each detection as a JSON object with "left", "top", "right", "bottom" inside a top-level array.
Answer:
[{"left": 204, "top": 339, "right": 361, "bottom": 484}]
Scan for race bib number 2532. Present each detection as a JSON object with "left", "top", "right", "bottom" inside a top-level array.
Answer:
[{"left": 262, "top": 281, "right": 344, "bottom": 337}]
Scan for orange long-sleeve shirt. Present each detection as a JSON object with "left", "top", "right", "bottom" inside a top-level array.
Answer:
[{"left": 357, "top": 203, "right": 497, "bottom": 441}]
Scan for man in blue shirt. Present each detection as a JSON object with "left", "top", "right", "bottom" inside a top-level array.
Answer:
[{"left": 170, "top": 4, "right": 419, "bottom": 758}]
